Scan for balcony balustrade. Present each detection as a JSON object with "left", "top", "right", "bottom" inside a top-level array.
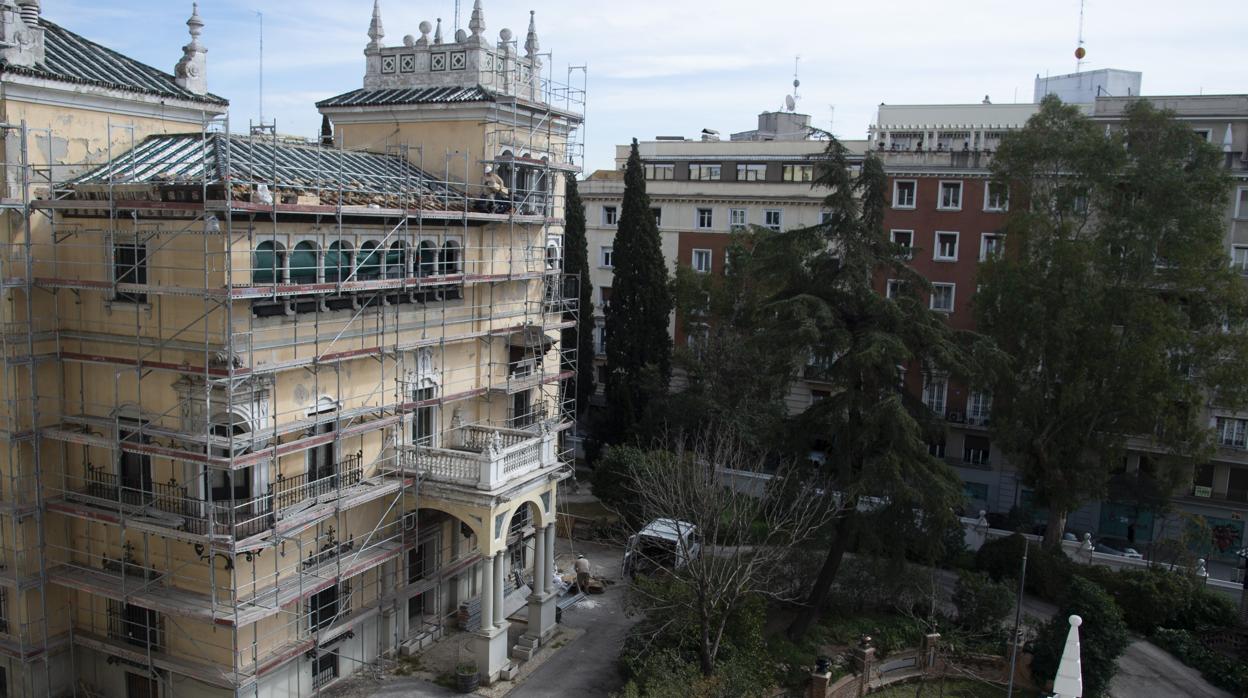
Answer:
[
  {"left": 399, "top": 423, "right": 558, "bottom": 491},
  {"left": 71, "top": 455, "right": 367, "bottom": 538}
]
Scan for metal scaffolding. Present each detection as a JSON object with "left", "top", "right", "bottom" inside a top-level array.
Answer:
[{"left": 0, "top": 60, "right": 585, "bottom": 695}]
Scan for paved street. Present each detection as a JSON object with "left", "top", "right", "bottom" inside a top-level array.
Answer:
[
  {"left": 1110, "top": 640, "right": 1232, "bottom": 698},
  {"left": 510, "top": 537, "right": 635, "bottom": 697}
]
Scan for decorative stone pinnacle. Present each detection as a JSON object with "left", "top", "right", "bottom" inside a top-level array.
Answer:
[
  {"left": 524, "top": 10, "right": 540, "bottom": 57},
  {"left": 469, "top": 0, "right": 486, "bottom": 37},
  {"left": 174, "top": 2, "right": 208, "bottom": 95},
  {"left": 367, "top": 0, "right": 384, "bottom": 49},
  {"left": 434, "top": 17, "right": 443, "bottom": 44}
]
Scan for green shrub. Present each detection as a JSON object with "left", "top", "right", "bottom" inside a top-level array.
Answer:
[
  {"left": 1030, "top": 576, "right": 1129, "bottom": 698},
  {"left": 973, "top": 534, "right": 1072, "bottom": 602},
  {"left": 590, "top": 445, "right": 648, "bottom": 516},
  {"left": 1081, "top": 567, "right": 1237, "bottom": 635},
  {"left": 953, "top": 570, "right": 1014, "bottom": 634},
  {"left": 1182, "top": 586, "right": 1238, "bottom": 631},
  {"left": 1152, "top": 628, "right": 1248, "bottom": 697}
]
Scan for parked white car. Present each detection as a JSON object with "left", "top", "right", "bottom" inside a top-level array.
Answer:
[{"left": 622, "top": 518, "right": 701, "bottom": 578}]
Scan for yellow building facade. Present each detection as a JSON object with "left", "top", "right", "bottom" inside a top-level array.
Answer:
[{"left": 1, "top": 1, "right": 583, "bottom": 695}]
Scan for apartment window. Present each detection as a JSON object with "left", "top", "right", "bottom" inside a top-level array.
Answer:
[
  {"left": 1193, "top": 129, "right": 1212, "bottom": 142},
  {"left": 984, "top": 182, "right": 1008, "bottom": 211},
  {"left": 413, "top": 386, "right": 437, "bottom": 447},
  {"left": 696, "top": 207, "right": 713, "bottom": 229},
  {"left": 784, "top": 164, "right": 814, "bottom": 182},
  {"left": 595, "top": 324, "right": 607, "bottom": 355},
  {"left": 934, "top": 231, "right": 959, "bottom": 261},
  {"left": 309, "top": 585, "right": 341, "bottom": 631},
  {"left": 603, "top": 206, "right": 618, "bottom": 226},
  {"left": 125, "top": 673, "right": 158, "bottom": 698},
  {"left": 811, "top": 389, "right": 831, "bottom": 404},
  {"left": 938, "top": 181, "right": 963, "bottom": 210},
  {"left": 729, "top": 208, "right": 748, "bottom": 230},
  {"left": 692, "top": 249, "right": 712, "bottom": 274},
  {"left": 1236, "top": 188, "right": 1248, "bottom": 220},
  {"left": 1233, "top": 246, "right": 1248, "bottom": 275},
  {"left": 1218, "top": 417, "right": 1248, "bottom": 449},
  {"left": 651, "top": 207, "right": 662, "bottom": 227},
  {"left": 928, "top": 440, "right": 946, "bottom": 458},
  {"left": 600, "top": 286, "right": 612, "bottom": 312},
  {"left": 109, "top": 600, "right": 162, "bottom": 650},
  {"left": 890, "top": 230, "right": 913, "bottom": 258},
  {"left": 922, "top": 374, "right": 948, "bottom": 415},
  {"left": 980, "top": 233, "right": 1004, "bottom": 261},
  {"left": 963, "top": 435, "right": 991, "bottom": 466},
  {"left": 968, "top": 391, "right": 992, "bottom": 425},
  {"left": 737, "top": 163, "right": 766, "bottom": 181},
  {"left": 885, "top": 279, "right": 908, "bottom": 299},
  {"left": 312, "top": 651, "right": 340, "bottom": 690},
  {"left": 930, "top": 283, "right": 955, "bottom": 313},
  {"left": 893, "top": 180, "right": 917, "bottom": 209},
  {"left": 764, "top": 209, "right": 783, "bottom": 232},
  {"left": 689, "top": 163, "right": 722, "bottom": 181},
  {"left": 600, "top": 246, "right": 614, "bottom": 269},
  {"left": 596, "top": 364, "right": 609, "bottom": 385},
  {"left": 113, "top": 243, "right": 148, "bottom": 304},
  {"left": 645, "top": 163, "right": 674, "bottom": 180},
  {"left": 819, "top": 211, "right": 833, "bottom": 224}
]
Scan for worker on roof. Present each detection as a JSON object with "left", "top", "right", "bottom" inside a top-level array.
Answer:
[{"left": 483, "top": 165, "right": 509, "bottom": 213}]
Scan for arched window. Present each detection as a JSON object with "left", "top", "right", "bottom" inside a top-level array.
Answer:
[
  {"left": 545, "top": 242, "right": 561, "bottom": 271},
  {"left": 439, "top": 241, "right": 462, "bottom": 275},
  {"left": 385, "top": 242, "right": 408, "bottom": 280},
  {"left": 418, "top": 241, "right": 438, "bottom": 277},
  {"left": 290, "top": 241, "right": 318, "bottom": 284},
  {"left": 325, "top": 241, "right": 353, "bottom": 283},
  {"left": 357, "top": 241, "right": 382, "bottom": 280},
  {"left": 253, "top": 241, "right": 286, "bottom": 284}
]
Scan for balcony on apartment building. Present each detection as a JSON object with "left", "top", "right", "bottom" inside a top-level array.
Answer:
[
  {"left": 62, "top": 452, "right": 370, "bottom": 540},
  {"left": 398, "top": 423, "right": 559, "bottom": 492}
]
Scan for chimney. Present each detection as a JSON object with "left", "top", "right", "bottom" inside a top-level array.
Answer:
[{"left": 174, "top": 3, "right": 208, "bottom": 95}]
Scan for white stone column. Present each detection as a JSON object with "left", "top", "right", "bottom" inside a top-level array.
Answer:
[
  {"left": 493, "top": 551, "right": 505, "bottom": 627},
  {"left": 532, "top": 525, "right": 547, "bottom": 594},
  {"left": 544, "top": 523, "right": 557, "bottom": 594},
  {"left": 480, "top": 553, "right": 495, "bottom": 632}
]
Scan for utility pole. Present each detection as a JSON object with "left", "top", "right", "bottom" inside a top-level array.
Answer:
[{"left": 1007, "top": 539, "right": 1029, "bottom": 697}]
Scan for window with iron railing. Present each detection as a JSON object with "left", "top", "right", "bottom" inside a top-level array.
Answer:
[
  {"left": 968, "top": 391, "right": 992, "bottom": 425},
  {"left": 312, "top": 651, "right": 339, "bottom": 690},
  {"left": 922, "top": 374, "right": 948, "bottom": 415},
  {"left": 308, "top": 581, "right": 352, "bottom": 632}
]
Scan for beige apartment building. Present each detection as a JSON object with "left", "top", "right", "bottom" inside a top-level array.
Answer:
[
  {"left": 0, "top": 1, "right": 583, "bottom": 696},
  {"left": 580, "top": 110, "right": 865, "bottom": 411}
]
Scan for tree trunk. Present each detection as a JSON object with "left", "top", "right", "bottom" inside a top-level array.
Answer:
[
  {"left": 1043, "top": 507, "right": 1068, "bottom": 549},
  {"left": 787, "top": 513, "right": 854, "bottom": 640},
  {"left": 699, "top": 612, "right": 715, "bottom": 676}
]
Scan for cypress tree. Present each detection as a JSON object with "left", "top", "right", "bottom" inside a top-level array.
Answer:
[
  {"left": 560, "top": 176, "right": 596, "bottom": 417},
  {"left": 603, "top": 140, "right": 673, "bottom": 443}
]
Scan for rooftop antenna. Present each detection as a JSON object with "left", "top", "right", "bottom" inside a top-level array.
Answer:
[
  {"left": 454, "top": 0, "right": 461, "bottom": 33},
  {"left": 788, "top": 54, "right": 802, "bottom": 111},
  {"left": 1074, "top": 0, "right": 1087, "bottom": 72},
  {"left": 256, "top": 10, "right": 264, "bottom": 125}
]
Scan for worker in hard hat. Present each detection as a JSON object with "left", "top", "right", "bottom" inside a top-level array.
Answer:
[
  {"left": 574, "top": 553, "right": 591, "bottom": 593},
  {"left": 483, "top": 165, "right": 509, "bottom": 213}
]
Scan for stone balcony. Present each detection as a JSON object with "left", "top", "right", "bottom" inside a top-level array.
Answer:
[{"left": 398, "top": 423, "right": 559, "bottom": 492}]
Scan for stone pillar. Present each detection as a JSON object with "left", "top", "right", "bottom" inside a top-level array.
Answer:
[
  {"left": 474, "top": 551, "right": 510, "bottom": 684},
  {"left": 493, "top": 551, "right": 506, "bottom": 627},
  {"left": 480, "top": 553, "right": 495, "bottom": 633},
  {"left": 532, "top": 523, "right": 547, "bottom": 594},
  {"left": 853, "top": 643, "right": 875, "bottom": 697},
  {"left": 545, "top": 522, "right": 557, "bottom": 594}
]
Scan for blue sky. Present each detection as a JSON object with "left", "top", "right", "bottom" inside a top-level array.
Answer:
[{"left": 45, "top": 0, "right": 1246, "bottom": 174}]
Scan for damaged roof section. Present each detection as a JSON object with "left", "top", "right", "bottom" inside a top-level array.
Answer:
[
  {"left": 0, "top": 18, "right": 228, "bottom": 106},
  {"left": 61, "top": 132, "right": 468, "bottom": 210}
]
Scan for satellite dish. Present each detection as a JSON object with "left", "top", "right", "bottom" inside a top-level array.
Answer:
[{"left": 785, "top": 94, "right": 796, "bottom": 111}]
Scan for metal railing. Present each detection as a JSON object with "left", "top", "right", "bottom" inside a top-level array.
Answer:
[
  {"left": 107, "top": 599, "right": 164, "bottom": 652},
  {"left": 273, "top": 452, "right": 363, "bottom": 512}
]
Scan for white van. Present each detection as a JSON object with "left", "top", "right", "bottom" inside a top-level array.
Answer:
[{"left": 622, "top": 518, "right": 701, "bottom": 578}]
